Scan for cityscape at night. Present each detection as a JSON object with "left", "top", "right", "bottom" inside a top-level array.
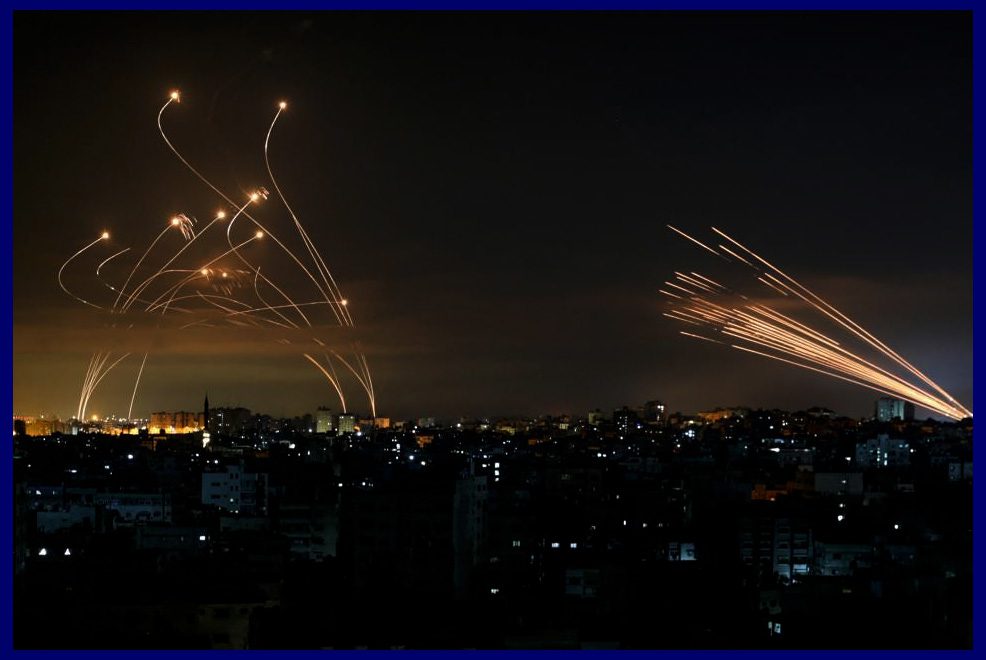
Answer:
[{"left": 11, "top": 10, "right": 972, "bottom": 650}]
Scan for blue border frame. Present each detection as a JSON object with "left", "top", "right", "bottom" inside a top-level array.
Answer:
[{"left": 1, "top": 3, "right": 979, "bottom": 658}]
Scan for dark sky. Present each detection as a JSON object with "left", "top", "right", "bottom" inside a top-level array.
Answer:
[{"left": 13, "top": 11, "right": 972, "bottom": 421}]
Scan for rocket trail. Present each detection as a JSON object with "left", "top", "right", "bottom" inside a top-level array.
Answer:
[
  {"left": 711, "top": 226, "right": 970, "bottom": 418},
  {"left": 59, "top": 233, "right": 110, "bottom": 310},
  {"left": 660, "top": 226, "right": 970, "bottom": 419},
  {"left": 58, "top": 90, "right": 383, "bottom": 421},
  {"left": 303, "top": 353, "right": 347, "bottom": 412},
  {"left": 265, "top": 104, "right": 352, "bottom": 327},
  {"left": 127, "top": 352, "right": 149, "bottom": 420},
  {"left": 666, "top": 225, "right": 721, "bottom": 257}
]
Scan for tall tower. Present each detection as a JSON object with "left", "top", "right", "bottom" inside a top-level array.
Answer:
[{"left": 202, "top": 393, "right": 212, "bottom": 449}]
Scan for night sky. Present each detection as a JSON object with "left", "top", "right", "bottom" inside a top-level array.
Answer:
[{"left": 13, "top": 11, "right": 971, "bottom": 420}]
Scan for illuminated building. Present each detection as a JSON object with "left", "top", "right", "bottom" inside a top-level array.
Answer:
[
  {"left": 336, "top": 414, "right": 357, "bottom": 435},
  {"left": 855, "top": 434, "right": 910, "bottom": 468},
  {"left": 696, "top": 407, "right": 749, "bottom": 423},
  {"left": 211, "top": 406, "right": 252, "bottom": 436},
  {"left": 875, "top": 397, "right": 915, "bottom": 422},
  {"left": 15, "top": 415, "right": 67, "bottom": 436},
  {"left": 202, "top": 395, "right": 211, "bottom": 447},
  {"left": 149, "top": 411, "right": 205, "bottom": 434},
  {"left": 613, "top": 407, "right": 637, "bottom": 435},
  {"left": 201, "top": 462, "right": 268, "bottom": 514},
  {"left": 643, "top": 400, "right": 666, "bottom": 422},
  {"left": 315, "top": 406, "right": 334, "bottom": 434}
]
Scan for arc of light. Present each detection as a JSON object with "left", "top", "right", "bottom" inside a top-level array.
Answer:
[
  {"left": 357, "top": 349, "right": 376, "bottom": 418},
  {"left": 757, "top": 276, "right": 789, "bottom": 297},
  {"left": 77, "top": 352, "right": 100, "bottom": 419},
  {"left": 711, "top": 226, "right": 970, "bottom": 418},
  {"left": 330, "top": 349, "right": 377, "bottom": 417},
  {"left": 253, "top": 267, "right": 299, "bottom": 329},
  {"left": 667, "top": 293, "right": 966, "bottom": 418},
  {"left": 144, "top": 234, "right": 261, "bottom": 313},
  {"left": 726, "top": 306, "right": 956, "bottom": 412},
  {"left": 666, "top": 225, "right": 721, "bottom": 258},
  {"left": 59, "top": 234, "right": 108, "bottom": 309},
  {"left": 158, "top": 97, "right": 329, "bottom": 329},
  {"left": 664, "top": 281, "right": 697, "bottom": 296},
  {"left": 80, "top": 352, "right": 131, "bottom": 421},
  {"left": 265, "top": 105, "right": 353, "bottom": 327},
  {"left": 689, "top": 272, "right": 729, "bottom": 292},
  {"left": 730, "top": 344, "right": 958, "bottom": 420},
  {"left": 95, "top": 247, "right": 132, "bottom": 297},
  {"left": 194, "top": 291, "right": 291, "bottom": 329},
  {"left": 96, "top": 247, "right": 131, "bottom": 278},
  {"left": 224, "top": 215, "right": 311, "bottom": 327},
  {"left": 675, "top": 272, "right": 717, "bottom": 294},
  {"left": 663, "top": 312, "right": 701, "bottom": 327},
  {"left": 725, "top": 310, "right": 965, "bottom": 418},
  {"left": 303, "top": 353, "right": 347, "bottom": 412},
  {"left": 121, "top": 206, "right": 246, "bottom": 313},
  {"left": 79, "top": 351, "right": 112, "bottom": 418},
  {"left": 127, "top": 352, "right": 149, "bottom": 420},
  {"left": 747, "top": 304, "right": 841, "bottom": 349},
  {"left": 113, "top": 222, "right": 174, "bottom": 311},
  {"left": 718, "top": 244, "right": 754, "bottom": 267},
  {"left": 222, "top": 299, "right": 346, "bottom": 321},
  {"left": 723, "top": 328, "right": 951, "bottom": 415},
  {"left": 719, "top": 312, "right": 965, "bottom": 418},
  {"left": 680, "top": 331, "right": 724, "bottom": 344}
]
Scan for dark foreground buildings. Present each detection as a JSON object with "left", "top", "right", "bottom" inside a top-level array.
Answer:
[{"left": 12, "top": 405, "right": 972, "bottom": 649}]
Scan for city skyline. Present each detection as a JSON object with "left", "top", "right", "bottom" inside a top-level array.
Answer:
[{"left": 14, "top": 11, "right": 971, "bottom": 420}]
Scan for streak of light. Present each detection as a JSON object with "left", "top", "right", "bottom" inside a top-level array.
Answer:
[
  {"left": 303, "top": 353, "right": 347, "bottom": 412},
  {"left": 58, "top": 233, "right": 109, "bottom": 310},
  {"left": 666, "top": 225, "right": 721, "bottom": 257},
  {"left": 127, "top": 352, "right": 149, "bottom": 420},
  {"left": 680, "top": 331, "right": 724, "bottom": 344},
  {"left": 757, "top": 276, "right": 789, "bottom": 297}
]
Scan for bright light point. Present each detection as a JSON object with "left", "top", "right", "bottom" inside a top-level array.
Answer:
[
  {"left": 221, "top": 272, "right": 228, "bottom": 278},
  {"left": 894, "top": 523, "right": 900, "bottom": 530},
  {"left": 216, "top": 211, "right": 226, "bottom": 219},
  {"left": 250, "top": 193, "right": 260, "bottom": 202},
  {"left": 64, "top": 548, "right": 71, "bottom": 556},
  {"left": 101, "top": 232, "right": 110, "bottom": 240},
  {"left": 200, "top": 269, "right": 208, "bottom": 276},
  {"left": 255, "top": 231, "right": 264, "bottom": 239},
  {"left": 341, "top": 299, "right": 348, "bottom": 306},
  {"left": 279, "top": 101, "right": 287, "bottom": 109},
  {"left": 171, "top": 217, "right": 181, "bottom": 226},
  {"left": 38, "top": 548, "right": 47, "bottom": 556}
]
